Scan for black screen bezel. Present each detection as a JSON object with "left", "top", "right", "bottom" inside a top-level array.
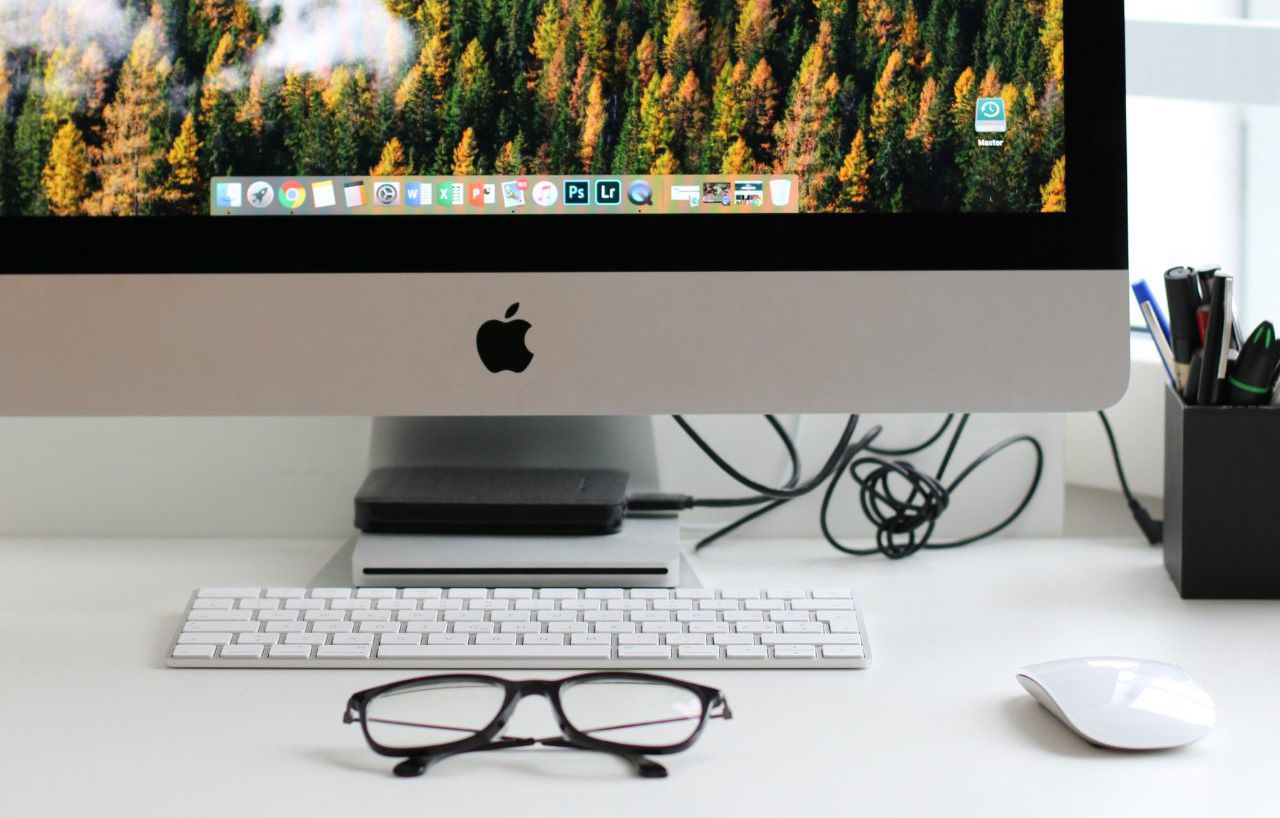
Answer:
[{"left": 0, "top": 2, "right": 1126, "bottom": 274}]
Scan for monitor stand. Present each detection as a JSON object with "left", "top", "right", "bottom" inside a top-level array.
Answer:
[{"left": 349, "top": 416, "right": 687, "bottom": 587}]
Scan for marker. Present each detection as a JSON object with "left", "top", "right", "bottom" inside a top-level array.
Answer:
[
  {"left": 1164, "top": 267, "right": 1202, "bottom": 391},
  {"left": 1228, "top": 321, "right": 1280, "bottom": 405},
  {"left": 1196, "top": 274, "right": 1232, "bottom": 406}
]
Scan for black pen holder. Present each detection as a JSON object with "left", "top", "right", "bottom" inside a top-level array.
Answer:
[{"left": 1164, "top": 384, "right": 1280, "bottom": 598}]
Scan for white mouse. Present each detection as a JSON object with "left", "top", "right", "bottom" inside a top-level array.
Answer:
[{"left": 1016, "top": 657, "right": 1214, "bottom": 750}]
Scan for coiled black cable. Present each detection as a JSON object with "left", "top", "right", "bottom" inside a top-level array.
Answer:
[{"left": 676, "top": 413, "right": 1044, "bottom": 558}]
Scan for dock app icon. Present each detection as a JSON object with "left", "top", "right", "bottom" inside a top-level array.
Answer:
[{"left": 975, "top": 97, "right": 1007, "bottom": 133}]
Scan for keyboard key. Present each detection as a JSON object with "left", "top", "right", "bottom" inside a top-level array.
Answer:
[
  {"left": 197, "top": 587, "right": 259, "bottom": 598},
  {"left": 766, "top": 589, "right": 806, "bottom": 599},
  {"left": 725, "top": 645, "right": 768, "bottom": 659},
  {"left": 183, "top": 621, "right": 259, "bottom": 633},
  {"left": 536, "top": 610, "right": 578, "bottom": 622},
  {"left": 191, "top": 599, "right": 233, "bottom": 610},
  {"left": 172, "top": 645, "right": 216, "bottom": 659},
  {"left": 359, "top": 621, "right": 401, "bottom": 634},
  {"left": 220, "top": 645, "right": 265, "bottom": 659},
  {"left": 188, "top": 609, "right": 252, "bottom": 621},
  {"left": 238, "top": 599, "right": 278, "bottom": 610},
  {"left": 490, "top": 610, "right": 531, "bottom": 622},
  {"left": 419, "top": 599, "right": 464, "bottom": 611},
  {"left": 500, "top": 622, "right": 542, "bottom": 634},
  {"left": 264, "top": 587, "right": 307, "bottom": 598},
  {"left": 722, "top": 611, "right": 763, "bottom": 622},
  {"left": 539, "top": 588, "right": 579, "bottom": 599},
  {"left": 720, "top": 590, "right": 760, "bottom": 599},
  {"left": 698, "top": 600, "right": 739, "bottom": 611},
  {"left": 675, "top": 610, "right": 717, "bottom": 622},
  {"left": 584, "top": 589, "right": 623, "bottom": 599},
  {"left": 332, "top": 633, "right": 375, "bottom": 646},
  {"left": 356, "top": 588, "right": 397, "bottom": 599},
  {"left": 629, "top": 589, "right": 670, "bottom": 599},
  {"left": 791, "top": 599, "right": 854, "bottom": 611},
  {"left": 673, "top": 589, "right": 715, "bottom": 599},
  {"left": 284, "top": 599, "right": 326, "bottom": 610},
  {"left": 629, "top": 610, "right": 672, "bottom": 622},
  {"left": 605, "top": 600, "right": 646, "bottom": 611},
  {"left": 311, "top": 621, "right": 354, "bottom": 634},
  {"left": 379, "top": 634, "right": 422, "bottom": 646},
  {"left": 406, "top": 622, "right": 448, "bottom": 634},
  {"left": 618, "top": 633, "right": 659, "bottom": 645},
  {"left": 351, "top": 610, "right": 391, "bottom": 622},
  {"left": 782, "top": 622, "right": 825, "bottom": 633},
  {"left": 594, "top": 622, "right": 636, "bottom": 634},
  {"left": 515, "top": 599, "right": 556, "bottom": 610},
  {"left": 447, "top": 589, "right": 487, "bottom": 599},
  {"left": 561, "top": 599, "right": 601, "bottom": 610},
  {"left": 652, "top": 599, "right": 692, "bottom": 611},
  {"left": 618, "top": 645, "right": 671, "bottom": 659},
  {"left": 583, "top": 610, "right": 623, "bottom": 622},
  {"left": 312, "top": 588, "right": 353, "bottom": 599},
  {"left": 678, "top": 645, "right": 720, "bottom": 659},
  {"left": 773, "top": 645, "right": 817, "bottom": 659},
  {"left": 523, "top": 634, "right": 564, "bottom": 646},
  {"left": 733, "top": 622, "right": 777, "bottom": 634},
  {"left": 827, "top": 619, "right": 861, "bottom": 633},
  {"left": 811, "top": 589, "right": 853, "bottom": 599},
  {"left": 402, "top": 588, "right": 443, "bottom": 599},
  {"left": 317, "top": 645, "right": 372, "bottom": 659},
  {"left": 285, "top": 633, "right": 327, "bottom": 645},
  {"left": 268, "top": 644, "right": 312, "bottom": 658},
  {"left": 264, "top": 621, "right": 306, "bottom": 633},
  {"left": 427, "top": 634, "right": 470, "bottom": 646},
  {"left": 256, "top": 610, "right": 299, "bottom": 621},
  {"left": 443, "top": 610, "right": 484, "bottom": 622},
  {"left": 665, "top": 633, "right": 706, "bottom": 646},
  {"left": 641, "top": 622, "right": 682, "bottom": 634},
  {"left": 743, "top": 599, "right": 784, "bottom": 610},
  {"left": 453, "top": 622, "right": 495, "bottom": 634},
  {"left": 713, "top": 634, "right": 756, "bottom": 646},
  {"left": 475, "top": 634, "right": 517, "bottom": 645},
  {"left": 688, "top": 622, "right": 729, "bottom": 634},
  {"left": 822, "top": 645, "right": 865, "bottom": 660},
  {"left": 769, "top": 611, "right": 812, "bottom": 622},
  {"left": 760, "top": 634, "right": 863, "bottom": 646},
  {"left": 178, "top": 632, "right": 232, "bottom": 645},
  {"left": 492, "top": 588, "right": 533, "bottom": 599},
  {"left": 570, "top": 634, "right": 612, "bottom": 646},
  {"left": 376, "top": 599, "right": 418, "bottom": 610},
  {"left": 547, "top": 622, "right": 587, "bottom": 634},
  {"left": 237, "top": 633, "right": 280, "bottom": 645},
  {"left": 396, "top": 610, "right": 438, "bottom": 622},
  {"left": 377, "top": 645, "right": 611, "bottom": 660},
  {"left": 467, "top": 599, "right": 508, "bottom": 611},
  {"left": 303, "top": 610, "right": 345, "bottom": 621}
]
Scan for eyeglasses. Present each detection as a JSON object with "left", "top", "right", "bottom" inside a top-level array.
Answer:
[{"left": 344, "top": 672, "right": 732, "bottom": 778}]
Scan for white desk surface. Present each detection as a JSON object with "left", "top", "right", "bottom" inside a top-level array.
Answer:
[{"left": 2, "top": 536, "right": 1276, "bottom": 817}]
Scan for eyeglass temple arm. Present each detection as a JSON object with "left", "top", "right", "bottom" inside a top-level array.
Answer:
[
  {"left": 538, "top": 736, "right": 668, "bottom": 779},
  {"left": 391, "top": 737, "right": 538, "bottom": 778}
]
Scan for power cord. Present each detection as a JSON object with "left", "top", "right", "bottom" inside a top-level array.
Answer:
[
  {"left": 633, "top": 414, "right": 1044, "bottom": 559},
  {"left": 631, "top": 411, "right": 1160, "bottom": 554},
  {"left": 1096, "top": 411, "right": 1163, "bottom": 545}
]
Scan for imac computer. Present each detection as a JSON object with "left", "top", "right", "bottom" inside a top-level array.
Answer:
[{"left": 0, "top": 1, "right": 1127, "bottom": 591}]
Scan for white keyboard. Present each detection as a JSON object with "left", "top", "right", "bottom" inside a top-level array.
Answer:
[{"left": 167, "top": 586, "right": 870, "bottom": 669}]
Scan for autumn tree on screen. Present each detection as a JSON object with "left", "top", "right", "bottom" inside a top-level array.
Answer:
[{"left": 0, "top": 0, "right": 1065, "bottom": 215}]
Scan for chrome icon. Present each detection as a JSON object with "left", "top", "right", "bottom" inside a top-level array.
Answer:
[{"left": 279, "top": 180, "right": 307, "bottom": 210}]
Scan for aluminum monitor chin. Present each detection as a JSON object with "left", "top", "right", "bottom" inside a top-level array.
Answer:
[{"left": 0, "top": 2, "right": 1127, "bottom": 416}]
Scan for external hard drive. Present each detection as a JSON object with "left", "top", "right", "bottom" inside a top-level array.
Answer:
[{"left": 354, "top": 466, "right": 630, "bottom": 535}]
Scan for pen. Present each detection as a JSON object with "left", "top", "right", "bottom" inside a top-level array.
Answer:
[
  {"left": 1131, "top": 280, "right": 1170, "bottom": 342},
  {"left": 1164, "top": 267, "right": 1202, "bottom": 391},
  {"left": 1228, "top": 321, "right": 1280, "bottom": 406},
  {"left": 1140, "top": 301, "right": 1178, "bottom": 388}
]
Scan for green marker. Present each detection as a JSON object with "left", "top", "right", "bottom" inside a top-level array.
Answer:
[{"left": 1228, "top": 321, "right": 1280, "bottom": 405}]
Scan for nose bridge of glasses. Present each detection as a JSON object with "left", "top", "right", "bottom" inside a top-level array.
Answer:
[{"left": 498, "top": 686, "right": 569, "bottom": 740}]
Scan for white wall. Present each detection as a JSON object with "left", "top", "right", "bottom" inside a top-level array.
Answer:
[{"left": 0, "top": 414, "right": 1065, "bottom": 539}]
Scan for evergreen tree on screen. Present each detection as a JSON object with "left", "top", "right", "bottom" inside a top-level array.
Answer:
[
  {"left": 0, "top": 0, "right": 1067, "bottom": 216},
  {"left": 42, "top": 122, "right": 90, "bottom": 216}
]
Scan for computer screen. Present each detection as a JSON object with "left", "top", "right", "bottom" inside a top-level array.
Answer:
[{"left": 0, "top": 0, "right": 1065, "bottom": 219}]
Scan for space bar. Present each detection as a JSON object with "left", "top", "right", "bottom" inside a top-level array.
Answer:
[{"left": 378, "top": 645, "right": 612, "bottom": 659}]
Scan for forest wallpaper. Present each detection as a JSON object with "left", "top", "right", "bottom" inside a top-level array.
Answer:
[{"left": 0, "top": 0, "right": 1065, "bottom": 216}]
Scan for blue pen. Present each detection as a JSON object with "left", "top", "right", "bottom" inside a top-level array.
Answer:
[{"left": 1132, "top": 280, "right": 1171, "bottom": 342}]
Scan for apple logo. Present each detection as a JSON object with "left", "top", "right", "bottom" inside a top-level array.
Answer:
[{"left": 476, "top": 302, "right": 534, "bottom": 373}]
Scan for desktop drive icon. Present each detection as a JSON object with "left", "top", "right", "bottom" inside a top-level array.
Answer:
[{"left": 975, "top": 97, "right": 1007, "bottom": 133}]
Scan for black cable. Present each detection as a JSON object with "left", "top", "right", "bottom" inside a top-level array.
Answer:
[
  {"left": 678, "top": 413, "right": 1043, "bottom": 558},
  {"left": 1097, "top": 411, "right": 1163, "bottom": 545}
]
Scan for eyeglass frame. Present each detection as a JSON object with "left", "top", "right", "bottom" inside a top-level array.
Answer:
[{"left": 343, "top": 671, "right": 732, "bottom": 778}]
